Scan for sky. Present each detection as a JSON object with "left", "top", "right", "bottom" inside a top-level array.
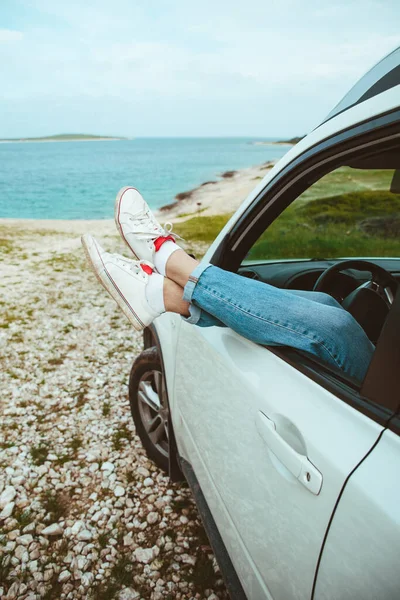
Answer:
[{"left": 1, "top": 0, "right": 399, "bottom": 138}]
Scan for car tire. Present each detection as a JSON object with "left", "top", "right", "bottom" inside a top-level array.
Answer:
[{"left": 128, "top": 346, "right": 169, "bottom": 473}]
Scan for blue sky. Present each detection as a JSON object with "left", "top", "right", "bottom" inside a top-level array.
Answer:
[{"left": 1, "top": 0, "right": 399, "bottom": 138}]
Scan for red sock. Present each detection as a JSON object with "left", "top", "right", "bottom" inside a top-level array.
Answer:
[
  {"left": 154, "top": 235, "right": 175, "bottom": 252},
  {"left": 140, "top": 263, "right": 153, "bottom": 275}
]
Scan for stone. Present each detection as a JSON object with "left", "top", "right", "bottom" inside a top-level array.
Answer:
[
  {"left": 28, "top": 560, "right": 39, "bottom": 573},
  {"left": 114, "top": 485, "right": 125, "bottom": 497},
  {"left": 71, "top": 520, "right": 84, "bottom": 535},
  {"left": 81, "top": 572, "right": 94, "bottom": 587},
  {"left": 8, "top": 529, "right": 19, "bottom": 541},
  {"left": 17, "top": 534, "right": 33, "bottom": 546},
  {"left": 22, "top": 522, "right": 36, "bottom": 534},
  {"left": 147, "top": 512, "right": 159, "bottom": 524},
  {"left": 137, "top": 466, "right": 150, "bottom": 477},
  {"left": 0, "top": 501, "right": 15, "bottom": 519},
  {"left": 143, "top": 477, "right": 153, "bottom": 487},
  {"left": 181, "top": 553, "right": 196, "bottom": 566},
  {"left": 123, "top": 533, "right": 134, "bottom": 547},
  {"left": 101, "top": 461, "right": 115, "bottom": 472},
  {"left": 133, "top": 546, "right": 159, "bottom": 564},
  {"left": 5, "top": 580, "right": 19, "bottom": 599},
  {"left": 77, "top": 529, "right": 92, "bottom": 541},
  {"left": 58, "top": 569, "right": 71, "bottom": 583},
  {"left": 44, "top": 569, "right": 54, "bottom": 582},
  {"left": 0, "top": 485, "right": 16, "bottom": 508},
  {"left": 42, "top": 523, "right": 63, "bottom": 536},
  {"left": 15, "top": 544, "right": 29, "bottom": 562},
  {"left": 118, "top": 587, "right": 140, "bottom": 600}
]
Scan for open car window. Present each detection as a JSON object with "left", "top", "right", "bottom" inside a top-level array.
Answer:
[
  {"left": 238, "top": 146, "right": 400, "bottom": 395},
  {"left": 243, "top": 165, "right": 400, "bottom": 263}
]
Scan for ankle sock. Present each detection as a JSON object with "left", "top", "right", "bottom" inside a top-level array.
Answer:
[
  {"left": 154, "top": 240, "right": 181, "bottom": 276},
  {"left": 145, "top": 272, "right": 166, "bottom": 314}
]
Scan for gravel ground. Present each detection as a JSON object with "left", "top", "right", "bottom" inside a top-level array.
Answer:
[{"left": 0, "top": 223, "right": 227, "bottom": 600}]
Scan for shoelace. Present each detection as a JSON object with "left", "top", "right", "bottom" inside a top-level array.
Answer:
[
  {"left": 113, "top": 255, "right": 151, "bottom": 279},
  {"left": 163, "top": 221, "right": 183, "bottom": 242},
  {"left": 128, "top": 210, "right": 183, "bottom": 242}
]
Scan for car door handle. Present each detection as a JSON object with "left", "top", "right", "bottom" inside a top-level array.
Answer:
[{"left": 256, "top": 411, "right": 322, "bottom": 495}]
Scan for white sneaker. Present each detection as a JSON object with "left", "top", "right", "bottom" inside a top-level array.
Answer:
[
  {"left": 115, "top": 186, "right": 177, "bottom": 263},
  {"left": 81, "top": 234, "right": 161, "bottom": 331}
]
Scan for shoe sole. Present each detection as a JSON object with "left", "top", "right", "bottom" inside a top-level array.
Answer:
[
  {"left": 114, "top": 186, "right": 141, "bottom": 260},
  {"left": 81, "top": 234, "right": 145, "bottom": 331}
]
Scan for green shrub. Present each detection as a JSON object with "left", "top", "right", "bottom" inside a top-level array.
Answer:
[{"left": 299, "top": 190, "right": 400, "bottom": 224}]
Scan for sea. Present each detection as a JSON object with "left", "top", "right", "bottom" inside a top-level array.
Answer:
[{"left": 0, "top": 138, "right": 290, "bottom": 220}]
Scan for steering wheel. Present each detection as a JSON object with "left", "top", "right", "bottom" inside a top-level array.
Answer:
[{"left": 313, "top": 259, "right": 398, "bottom": 342}]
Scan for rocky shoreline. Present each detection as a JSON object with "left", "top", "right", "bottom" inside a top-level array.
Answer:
[
  {"left": 0, "top": 224, "right": 227, "bottom": 600},
  {"left": 157, "top": 160, "right": 276, "bottom": 221}
]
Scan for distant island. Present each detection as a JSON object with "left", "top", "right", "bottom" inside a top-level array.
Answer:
[
  {"left": 252, "top": 136, "right": 305, "bottom": 146},
  {"left": 0, "top": 133, "right": 127, "bottom": 143}
]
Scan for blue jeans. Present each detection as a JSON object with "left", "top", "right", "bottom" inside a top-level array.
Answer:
[{"left": 182, "top": 263, "right": 375, "bottom": 384}]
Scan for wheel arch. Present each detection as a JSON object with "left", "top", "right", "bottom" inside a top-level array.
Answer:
[{"left": 144, "top": 324, "right": 184, "bottom": 482}]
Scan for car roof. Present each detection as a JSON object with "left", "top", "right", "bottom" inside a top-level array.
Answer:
[
  {"left": 261, "top": 47, "right": 400, "bottom": 185},
  {"left": 321, "top": 45, "right": 400, "bottom": 124}
]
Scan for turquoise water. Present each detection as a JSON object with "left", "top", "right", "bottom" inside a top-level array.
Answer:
[{"left": 0, "top": 138, "right": 289, "bottom": 220}]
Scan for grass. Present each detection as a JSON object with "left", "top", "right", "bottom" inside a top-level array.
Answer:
[
  {"left": 41, "top": 490, "right": 70, "bottom": 520},
  {"left": 30, "top": 441, "right": 50, "bottom": 465},
  {"left": 73, "top": 386, "right": 88, "bottom": 410},
  {"left": 111, "top": 424, "right": 132, "bottom": 451},
  {"left": 173, "top": 171, "right": 400, "bottom": 261},
  {"left": 0, "top": 237, "right": 14, "bottom": 255},
  {"left": 102, "top": 402, "right": 111, "bottom": 416},
  {"left": 46, "top": 253, "right": 82, "bottom": 272},
  {"left": 173, "top": 214, "right": 231, "bottom": 244},
  {"left": 0, "top": 310, "right": 26, "bottom": 329},
  {"left": 91, "top": 555, "right": 137, "bottom": 600},
  {"left": 247, "top": 189, "right": 400, "bottom": 260},
  {"left": 98, "top": 532, "right": 111, "bottom": 549},
  {"left": 54, "top": 434, "right": 83, "bottom": 465},
  {"left": 14, "top": 507, "right": 34, "bottom": 529},
  {"left": 0, "top": 555, "right": 13, "bottom": 590}
]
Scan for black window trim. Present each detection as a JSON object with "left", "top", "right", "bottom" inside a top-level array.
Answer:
[{"left": 211, "top": 110, "right": 400, "bottom": 421}]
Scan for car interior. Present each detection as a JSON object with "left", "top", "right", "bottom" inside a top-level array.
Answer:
[{"left": 236, "top": 149, "right": 400, "bottom": 378}]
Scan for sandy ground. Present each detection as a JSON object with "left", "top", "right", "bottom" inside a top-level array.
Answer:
[{"left": 157, "top": 161, "right": 276, "bottom": 221}]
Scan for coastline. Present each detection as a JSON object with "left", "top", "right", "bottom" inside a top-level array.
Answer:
[
  {"left": 0, "top": 137, "right": 126, "bottom": 144},
  {"left": 0, "top": 159, "right": 277, "bottom": 230},
  {"left": 156, "top": 160, "right": 276, "bottom": 221}
]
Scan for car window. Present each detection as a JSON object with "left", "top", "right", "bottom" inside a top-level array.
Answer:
[{"left": 244, "top": 165, "right": 400, "bottom": 262}]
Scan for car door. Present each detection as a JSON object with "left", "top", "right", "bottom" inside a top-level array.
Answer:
[
  {"left": 313, "top": 423, "right": 400, "bottom": 600},
  {"left": 174, "top": 322, "right": 387, "bottom": 600},
  {"left": 313, "top": 290, "right": 400, "bottom": 600},
  {"left": 173, "top": 126, "right": 398, "bottom": 599}
]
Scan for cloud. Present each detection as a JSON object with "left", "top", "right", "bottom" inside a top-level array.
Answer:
[
  {"left": 1, "top": 0, "right": 399, "bottom": 136},
  {"left": 0, "top": 29, "right": 23, "bottom": 42}
]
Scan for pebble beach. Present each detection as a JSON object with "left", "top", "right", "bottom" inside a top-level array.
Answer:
[{"left": 0, "top": 157, "right": 279, "bottom": 599}]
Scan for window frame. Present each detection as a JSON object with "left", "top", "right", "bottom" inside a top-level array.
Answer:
[{"left": 210, "top": 109, "right": 400, "bottom": 422}]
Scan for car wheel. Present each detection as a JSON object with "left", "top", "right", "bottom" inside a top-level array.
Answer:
[{"left": 129, "top": 346, "right": 169, "bottom": 472}]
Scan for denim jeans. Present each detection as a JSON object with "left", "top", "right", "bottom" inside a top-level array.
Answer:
[{"left": 182, "top": 263, "right": 375, "bottom": 384}]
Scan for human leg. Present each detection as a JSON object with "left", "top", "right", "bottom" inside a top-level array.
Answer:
[
  {"left": 112, "top": 187, "right": 374, "bottom": 382},
  {"left": 181, "top": 264, "right": 374, "bottom": 383}
]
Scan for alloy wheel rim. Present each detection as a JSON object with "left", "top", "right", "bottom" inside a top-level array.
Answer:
[{"left": 138, "top": 369, "right": 169, "bottom": 459}]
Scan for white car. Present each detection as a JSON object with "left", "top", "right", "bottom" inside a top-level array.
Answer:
[{"left": 129, "top": 47, "right": 400, "bottom": 600}]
